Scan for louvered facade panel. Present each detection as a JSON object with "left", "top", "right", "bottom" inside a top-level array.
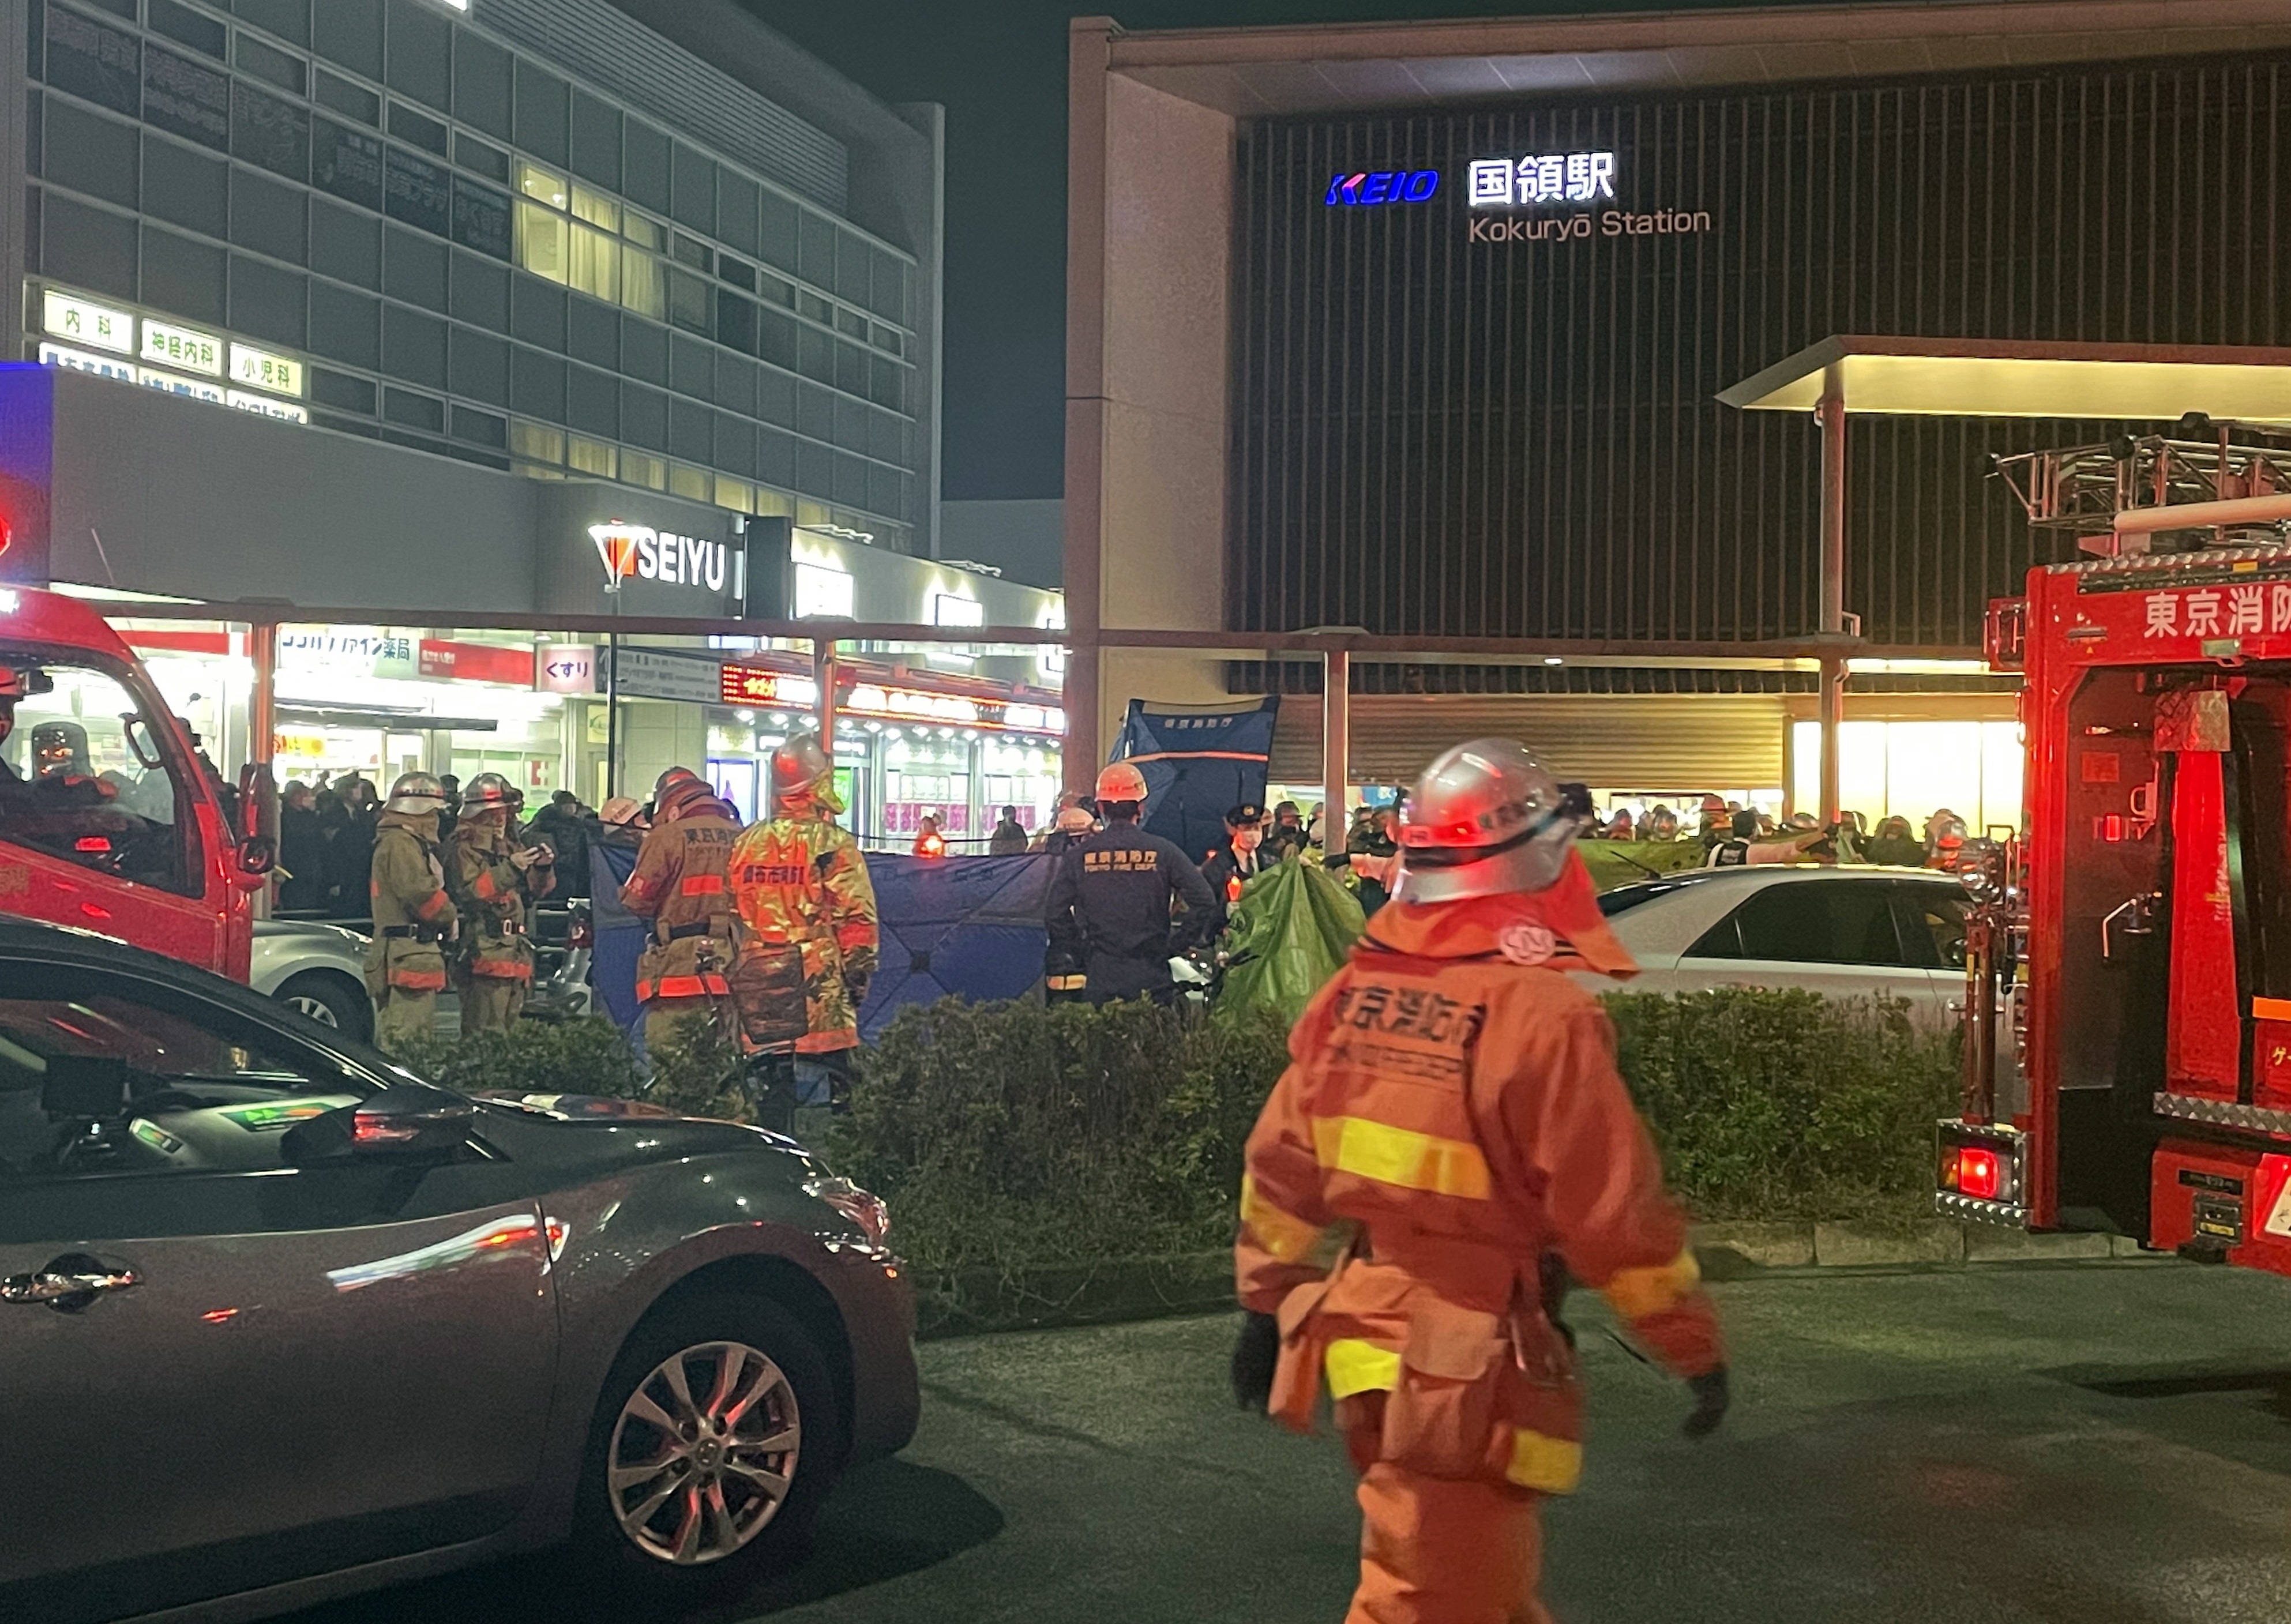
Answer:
[
  {"left": 1270, "top": 695, "right": 1787, "bottom": 787},
  {"left": 1233, "top": 58, "right": 2291, "bottom": 649}
]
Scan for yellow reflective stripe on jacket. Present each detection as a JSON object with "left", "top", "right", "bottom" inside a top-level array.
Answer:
[
  {"left": 1239, "top": 1175, "right": 1326, "bottom": 1265},
  {"left": 1325, "top": 1337, "right": 1403, "bottom": 1400},
  {"left": 1601, "top": 1248, "right": 1703, "bottom": 1322},
  {"left": 1310, "top": 1115, "right": 1492, "bottom": 1200},
  {"left": 1505, "top": 1427, "right": 1584, "bottom": 1494}
]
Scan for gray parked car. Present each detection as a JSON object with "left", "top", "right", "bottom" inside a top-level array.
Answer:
[
  {"left": 0, "top": 918, "right": 918, "bottom": 1623},
  {"left": 252, "top": 912, "right": 594, "bottom": 1041}
]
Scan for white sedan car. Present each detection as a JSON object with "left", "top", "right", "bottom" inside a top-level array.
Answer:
[{"left": 1578, "top": 865, "right": 1971, "bottom": 1022}]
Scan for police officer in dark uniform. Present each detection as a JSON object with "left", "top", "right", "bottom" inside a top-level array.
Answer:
[
  {"left": 1199, "top": 801, "right": 1270, "bottom": 939},
  {"left": 1045, "top": 762, "right": 1217, "bottom": 1004}
]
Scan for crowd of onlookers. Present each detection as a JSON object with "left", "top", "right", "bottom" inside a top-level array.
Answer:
[{"left": 1591, "top": 794, "right": 1976, "bottom": 870}]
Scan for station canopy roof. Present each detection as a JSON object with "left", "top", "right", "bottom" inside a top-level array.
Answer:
[{"left": 1718, "top": 336, "right": 2291, "bottom": 423}]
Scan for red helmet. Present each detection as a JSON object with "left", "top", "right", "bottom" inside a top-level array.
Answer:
[{"left": 656, "top": 776, "right": 720, "bottom": 823}]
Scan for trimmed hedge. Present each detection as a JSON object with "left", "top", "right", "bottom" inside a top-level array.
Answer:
[{"left": 395, "top": 988, "right": 1955, "bottom": 1273}]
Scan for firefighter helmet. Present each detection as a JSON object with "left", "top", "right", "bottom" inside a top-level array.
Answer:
[
  {"left": 1393, "top": 738, "right": 1585, "bottom": 905},
  {"left": 656, "top": 775, "right": 720, "bottom": 822},
  {"left": 0, "top": 666, "right": 29, "bottom": 700},
  {"left": 771, "top": 733, "right": 832, "bottom": 791},
  {"left": 461, "top": 772, "right": 516, "bottom": 812},
  {"left": 655, "top": 765, "right": 700, "bottom": 800},
  {"left": 385, "top": 771, "right": 448, "bottom": 816},
  {"left": 1095, "top": 761, "right": 1149, "bottom": 806}
]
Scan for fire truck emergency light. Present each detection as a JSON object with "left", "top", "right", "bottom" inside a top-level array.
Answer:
[{"left": 1952, "top": 1146, "right": 2004, "bottom": 1202}]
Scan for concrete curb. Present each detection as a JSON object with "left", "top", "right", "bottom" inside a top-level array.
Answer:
[{"left": 913, "top": 1224, "right": 2172, "bottom": 1338}]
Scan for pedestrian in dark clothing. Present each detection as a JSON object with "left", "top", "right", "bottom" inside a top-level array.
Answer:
[
  {"left": 324, "top": 788, "right": 377, "bottom": 919},
  {"left": 438, "top": 775, "right": 462, "bottom": 843},
  {"left": 1045, "top": 764, "right": 1216, "bottom": 1003},
  {"left": 529, "top": 790, "right": 597, "bottom": 899},
  {"left": 1329, "top": 805, "right": 1401, "bottom": 915},
  {"left": 277, "top": 780, "right": 326, "bottom": 912},
  {"left": 1863, "top": 815, "right": 1926, "bottom": 867},
  {"left": 988, "top": 805, "right": 1030, "bottom": 855},
  {"left": 1262, "top": 800, "right": 1309, "bottom": 862}
]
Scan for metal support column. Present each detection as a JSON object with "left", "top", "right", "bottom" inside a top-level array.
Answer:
[
  {"left": 1817, "top": 364, "right": 1849, "bottom": 824},
  {"left": 1324, "top": 647, "right": 1350, "bottom": 844},
  {"left": 812, "top": 638, "right": 839, "bottom": 746},
  {"left": 247, "top": 622, "right": 278, "bottom": 920}
]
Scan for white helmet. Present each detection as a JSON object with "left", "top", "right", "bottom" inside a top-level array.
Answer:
[
  {"left": 1392, "top": 739, "right": 1588, "bottom": 904},
  {"left": 385, "top": 771, "right": 448, "bottom": 817}
]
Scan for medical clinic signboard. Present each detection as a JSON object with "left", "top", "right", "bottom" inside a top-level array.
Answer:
[{"left": 1321, "top": 141, "right": 1715, "bottom": 247}]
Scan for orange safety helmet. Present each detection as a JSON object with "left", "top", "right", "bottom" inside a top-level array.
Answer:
[{"left": 1095, "top": 761, "right": 1149, "bottom": 805}]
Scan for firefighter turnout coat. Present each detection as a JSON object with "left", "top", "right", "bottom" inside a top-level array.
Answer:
[
  {"left": 621, "top": 791, "right": 741, "bottom": 1024},
  {"left": 726, "top": 769, "right": 879, "bottom": 1054},
  {"left": 448, "top": 817, "right": 553, "bottom": 985},
  {"left": 1236, "top": 855, "right": 1723, "bottom": 1497},
  {"left": 364, "top": 810, "right": 456, "bottom": 1052}
]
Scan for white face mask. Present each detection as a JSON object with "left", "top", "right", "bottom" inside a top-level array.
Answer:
[{"left": 1233, "top": 827, "right": 1264, "bottom": 852}]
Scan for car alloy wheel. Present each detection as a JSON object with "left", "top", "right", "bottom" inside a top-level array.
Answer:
[
  {"left": 606, "top": 1340, "right": 801, "bottom": 1565},
  {"left": 286, "top": 994, "right": 339, "bottom": 1028}
]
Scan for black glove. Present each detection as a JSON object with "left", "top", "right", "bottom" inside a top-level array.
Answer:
[
  {"left": 1231, "top": 1311, "right": 1280, "bottom": 1412},
  {"left": 1682, "top": 1366, "right": 1730, "bottom": 1440}
]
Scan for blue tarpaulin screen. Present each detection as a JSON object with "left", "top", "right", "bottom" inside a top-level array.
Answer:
[
  {"left": 1109, "top": 697, "right": 1280, "bottom": 864},
  {"left": 857, "top": 854, "right": 1054, "bottom": 1039}
]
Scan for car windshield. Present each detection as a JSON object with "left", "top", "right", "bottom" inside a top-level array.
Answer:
[{"left": 0, "top": 645, "right": 197, "bottom": 895}]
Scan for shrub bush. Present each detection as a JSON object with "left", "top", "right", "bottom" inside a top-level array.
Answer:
[
  {"left": 392, "top": 1014, "right": 749, "bottom": 1121},
  {"left": 1603, "top": 988, "right": 1958, "bottom": 1223}
]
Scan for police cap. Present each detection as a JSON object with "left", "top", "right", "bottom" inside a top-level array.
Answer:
[{"left": 1224, "top": 802, "right": 1267, "bottom": 828}]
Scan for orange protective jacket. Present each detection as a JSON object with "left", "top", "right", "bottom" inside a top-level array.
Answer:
[
  {"left": 1236, "top": 855, "right": 1723, "bottom": 1494},
  {"left": 621, "top": 797, "right": 741, "bottom": 1003}
]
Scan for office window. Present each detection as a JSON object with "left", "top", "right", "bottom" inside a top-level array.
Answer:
[
  {"left": 668, "top": 464, "right": 709, "bottom": 503},
  {"left": 567, "top": 436, "right": 616, "bottom": 478},
  {"left": 314, "top": 70, "right": 379, "bottom": 127},
  {"left": 49, "top": 102, "right": 138, "bottom": 210},
  {"left": 572, "top": 185, "right": 617, "bottom": 232},
  {"left": 450, "top": 249, "right": 508, "bottom": 328},
  {"left": 230, "top": 255, "right": 305, "bottom": 347},
  {"left": 872, "top": 323, "right": 903, "bottom": 359},
  {"left": 834, "top": 339, "right": 866, "bottom": 397},
  {"left": 449, "top": 327, "right": 509, "bottom": 405},
  {"left": 231, "top": 168, "right": 307, "bottom": 263},
  {"left": 667, "top": 268, "right": 708, "bottom": 336},
  {"left": 569, "top": 91, "right": 620, "bottom": 190},
  {"left": 512, "top": 275, "right": 565, "bottom": 348},
  {"left": 454, "top": 133, "right": 509, "bottom": 183},
  {"left": 235, "top": 34, "right": 305, "bottom": 95},
  {"left": 144, "top": 47, "right": 230, "bottom": 153},
  {"left": 670, "top": 233, "right": 711, "bottom": 275},
  {"left": 46, "top": 7, "right": 140, "bottom": 118},
  {"left": 313, "top": 0, "right": 382, "bottom": 78},
  {"left": 389, "top": 103, "right": 449, "bottom": 158},
  {"left": 715, "top": 476, "right": 753, "bottom": 514},
  {"left": 621, "top": 211, "right": 663, "bottom": 251},
  {"left": 313, "top": 120, "right": 384, "bottom": 210},
  {"left": 623, "top": 121, "right": 669, "bottom": 213},
  {"left": 567, "top": 364, "right": 617, "bottom": 435},
  {"left": 309, "top": 198, "right": 379, "bottom": 287},
  {"left": 232, "top": 81, "right": 309, "bottom": 181},
  {"left": 452, "top": 29, "right": 512, "bottom": 141},
  {"left": 570, "top": 223, "right": 618, "bottom": 303},
  {"left": 511, "top": 349, "right": 565, "bottom": 420},
  {"left": 518, "top": 162, "right": 567, "bottom": 209},
  {"left": 310, "top": 367, "right": 375, "bottom": 413},
  {"left": 384, "top": 148, "right": 449, "bottom": 238},
  {"left": 42, "top": 192, "right": 138, "bottom": 300},
  {"left": 869, "top": 356, "right": 907, "bottom": 414},
  {"left": 382, "top": 306, "right": 446, "bottom": 388},
  {"left": 384, "top": 226, "right": 447, "bottom": 309},
  {"left": 309, "top": 281, "right": 380, "bottom": 367},
  {"left": 623, "top": 450, "right": 666, "bottom": 491},
  {"left": 622, "top": 246, "right": 663, "bottom": 319},
  {"left": 149, "top": 0, "right": 226, "bottom": 61},
  {"left": 513, "top": 60, "right": 569, "bottom": 166},
  {"left": 234, "top": 0, "right": 311, "bottom": 47},
  {"left": 756, "top": 309, "right": 795, "bottom": 371},
  {"left": 758, "top": 268, "right": 793, "bottom": 305},
  {"left": 144, "top": 223, "right": 228, "bottom": 324},
  {"left": 833, "top": 305, "right": 866, "bottom": 340},
  {"left": 509, "top": 420, "right": 564, "bottom": 465},
  {"left": 384, "top": 0, "right": 450, "bottom": 111},
  {"left": 797, "top": 325, "right": 830, "bottom": 385},
  {"left": 452, "top": 176, "right": 510, "bottom": 260},
  {"left": 383, "top": 388, "right": 444, "bottom": 431},
  {"left": 752, "top": 487, "right": 794, "bottom": 520},
  {"left": 518, "top": 201, "right": 568, "bottom": 285},
  {"left": 453, "top": 405, "right": 506, "bottom": 448}
]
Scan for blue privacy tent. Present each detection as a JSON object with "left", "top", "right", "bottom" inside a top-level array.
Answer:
[
  {"left": 858, "top": 853, "right": 1054, "bottom": 1039},
  {"left": 1109, "top": 697, "right": 1281, "bottom": 864}
]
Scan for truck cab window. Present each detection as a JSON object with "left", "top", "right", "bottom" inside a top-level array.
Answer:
[{"left": 0, "top": 652, "right": 195, "bottom": 896}]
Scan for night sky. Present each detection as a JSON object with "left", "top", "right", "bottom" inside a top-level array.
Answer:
[{"left": 732, "top": 0, "right": 1838, "bottom": 501}]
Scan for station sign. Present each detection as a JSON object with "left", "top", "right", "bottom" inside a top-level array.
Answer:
[{"left": 1325, "top": 170, "right": 1440, "bottom": 206}]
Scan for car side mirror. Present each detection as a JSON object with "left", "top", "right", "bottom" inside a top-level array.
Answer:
[{"left": 283, "top": 1087, "right": 475, "bottom": 1163}]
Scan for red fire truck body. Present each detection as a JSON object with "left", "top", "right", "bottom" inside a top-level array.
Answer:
[
  {"left": 0, "top": 584, "right": 260, "bottom": 979},
  {"left": 1944, "top": 545, "right": 2291, "bottom": 1270}
]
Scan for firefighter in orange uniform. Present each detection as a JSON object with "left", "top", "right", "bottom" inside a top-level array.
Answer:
[
  {"left": 621, "top": 768, "right": 742, "bottom": 1051},
  {"left": 365, "top": 772, "right": 457, "bottom": 1055},
  {"left": 1231, "top": 739, "right": 1728, "bottom": 1624},
  {"left": 447, "top": 772, "right": 554, "bottom": 1034}
]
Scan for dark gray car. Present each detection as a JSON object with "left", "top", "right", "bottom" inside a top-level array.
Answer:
[{"left": 0, "top": 918, "right": 918, "bottom": 1623}]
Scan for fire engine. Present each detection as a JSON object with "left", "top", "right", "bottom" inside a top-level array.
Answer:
[
  {"left": 1941, "top": 415, "right": 2291, "bottom": 1269},
  {"left": 0, "top": 583, "right": 264, "bottom": 979}
]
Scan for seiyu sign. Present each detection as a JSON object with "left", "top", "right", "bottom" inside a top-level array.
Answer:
[{"left": 591, "top": 522, "right": 730, "bottom": 593}]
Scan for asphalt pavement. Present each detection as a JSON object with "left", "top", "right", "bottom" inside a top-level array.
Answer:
[{"left": 284, "top": 1260, "right": 2291, "bottom": 1623}]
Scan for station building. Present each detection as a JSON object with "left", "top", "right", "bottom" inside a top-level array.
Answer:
[{"left": 1065, "top": 0, "right": 2291, "bottom": 824}]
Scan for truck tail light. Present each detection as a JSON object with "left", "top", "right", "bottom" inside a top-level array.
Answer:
[
  {"left": 1955, "top": 1146, "right": 2003, "bottom": 1201},
  {"left": 1937, "top": 1120, "right": 2027, "bottom": 1221}
]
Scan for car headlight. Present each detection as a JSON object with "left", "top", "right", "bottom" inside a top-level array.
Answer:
[{"left": 803, "top": 1175, "right": 890, "bottom": 1251}]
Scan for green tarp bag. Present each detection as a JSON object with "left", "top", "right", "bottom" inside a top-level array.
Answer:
[
  {"left": 1214, "top": 854, "right": 1365, "bottom": 1026},
  {"left": 1577, "top": 839, "right": 1708, "bottom": 892}
]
